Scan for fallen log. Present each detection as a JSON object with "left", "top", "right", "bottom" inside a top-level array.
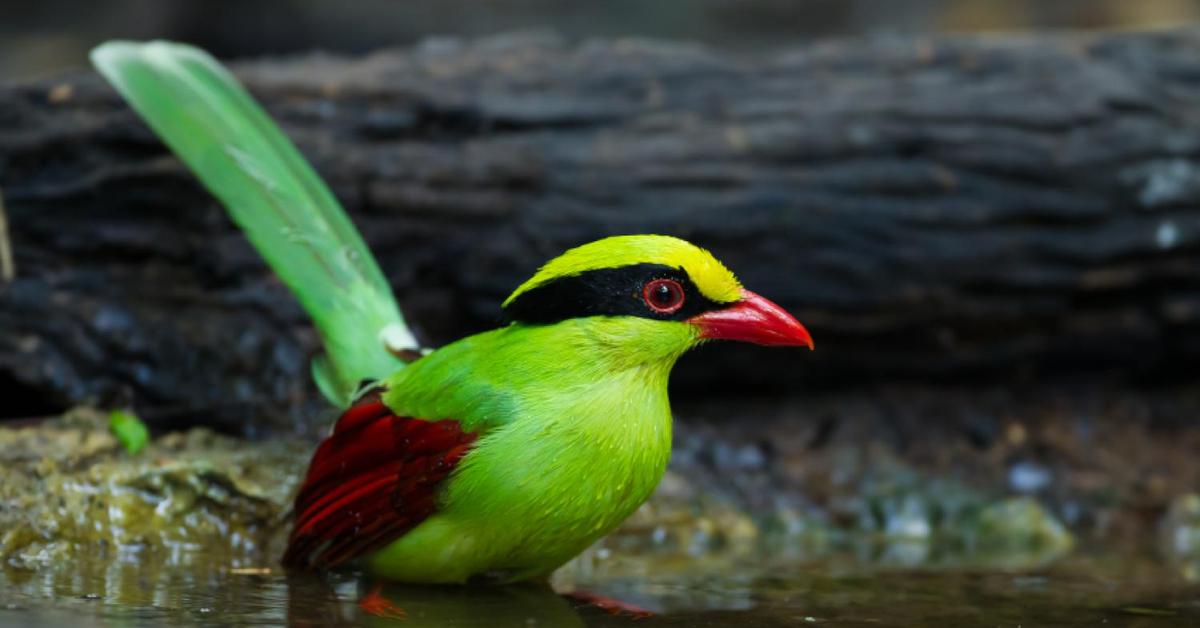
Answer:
[{"left": 2, "top": 30, "right": 1200, "bottom": 429}]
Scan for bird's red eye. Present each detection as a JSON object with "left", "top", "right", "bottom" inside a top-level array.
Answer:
[{"left": 642, "top": 279, "right": 685, "bottom": 314}]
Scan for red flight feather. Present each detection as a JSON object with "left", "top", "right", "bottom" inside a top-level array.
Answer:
[{"left": 283, "top": 390, "right": 477, "bottom": 570}]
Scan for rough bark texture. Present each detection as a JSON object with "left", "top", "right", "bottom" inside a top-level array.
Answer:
[{"left": 3, "top": 30, "right": 1200, "bottom": 430}]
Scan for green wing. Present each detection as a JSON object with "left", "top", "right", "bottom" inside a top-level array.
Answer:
[{"left": 91, "top": 41, "right": 416, "bottom": 407}]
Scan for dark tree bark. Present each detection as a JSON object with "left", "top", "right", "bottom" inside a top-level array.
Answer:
[{"left": 3, "top": 30, "right": 1200, "bottom": 430}]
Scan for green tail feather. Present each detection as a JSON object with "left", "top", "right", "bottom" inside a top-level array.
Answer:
[{"left": 91, "top": 41, "right": 416, "bottom": 407}]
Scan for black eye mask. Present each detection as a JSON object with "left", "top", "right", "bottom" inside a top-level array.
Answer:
[{"left": 501, "top": 263, "right": 731, "bottom": 325}]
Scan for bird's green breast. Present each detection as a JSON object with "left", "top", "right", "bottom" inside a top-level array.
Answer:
[{"left": 368, "top": 318, "right": 691, "bottom": 582}]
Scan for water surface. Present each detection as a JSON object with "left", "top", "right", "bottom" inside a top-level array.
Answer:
[{"left": 3, "top": 544, "right": 1198, "bottom": 627}]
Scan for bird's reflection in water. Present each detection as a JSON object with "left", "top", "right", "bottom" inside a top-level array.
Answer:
[{"left": 286, "top": 574, "right": 586, "bottom": 627}]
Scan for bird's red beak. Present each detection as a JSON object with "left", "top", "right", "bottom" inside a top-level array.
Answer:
[{"left": 689, "top": 289, "right": 814, "bottom": 349}]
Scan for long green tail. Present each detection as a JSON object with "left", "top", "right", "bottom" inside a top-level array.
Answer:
[{"left": 91, "top": 41, "right": 416, "bottom": 407}]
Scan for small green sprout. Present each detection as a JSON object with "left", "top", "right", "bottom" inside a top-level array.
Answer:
[{"left": 108, "top": 409, "right": 149, "bottom": 455}]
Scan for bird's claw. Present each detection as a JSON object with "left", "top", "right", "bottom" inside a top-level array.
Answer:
[
  {"left": 565, "top": 590, "right": 654, "bottom": 619},
  {"left": 358, "top": 584, "right": 407, "bottom": 620}
]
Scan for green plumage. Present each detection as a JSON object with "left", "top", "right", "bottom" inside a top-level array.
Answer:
[{"left": 370, "top": 317, "right": 690, "bottom": 581}]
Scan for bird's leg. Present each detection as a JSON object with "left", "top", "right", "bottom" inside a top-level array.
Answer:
[
  {"left": 561, "top": 590, "right": 654, "bottom": 619},
  {"left": 534, "top": 575, "right": 653, "bottom": 619},
  {"left": 357, "top": 583, "right": 407, "bottom": 620}
]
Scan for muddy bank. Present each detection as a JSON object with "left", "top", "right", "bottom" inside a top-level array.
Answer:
[
  {"left": 7, "top": 386, "right": 1199, "bottom": 578},
  {"left": 0, "top": 409, "right": 305, "bottom": 571}
]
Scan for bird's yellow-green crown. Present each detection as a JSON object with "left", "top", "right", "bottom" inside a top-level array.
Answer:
[{"left": 503, "top": 235, "right": 742, "bottom": 306}]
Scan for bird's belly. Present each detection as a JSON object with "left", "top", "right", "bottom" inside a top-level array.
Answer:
[
  {"left": 486, "top": 448, "right": 665, "bottom": 573},
  {"left": 366, "top": 406, "right": 672, "bottom": 583}
]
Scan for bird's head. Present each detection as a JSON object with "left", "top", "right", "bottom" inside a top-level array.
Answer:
[{"left": 501, "top": 235, "right": 812, "bottom": 359}]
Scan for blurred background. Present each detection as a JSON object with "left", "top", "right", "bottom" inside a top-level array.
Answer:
[{"left": 4, "top": 0, "right": 1200, "bottom": 81}]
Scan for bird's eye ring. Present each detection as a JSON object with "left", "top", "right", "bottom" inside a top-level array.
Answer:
[{"left": 642, "top": 279, "right": 685, "bottom": 314}]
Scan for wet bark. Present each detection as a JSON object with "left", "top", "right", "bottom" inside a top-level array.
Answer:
[{"left": 3, "top": 30, "right": 1200, "bottom": 429}]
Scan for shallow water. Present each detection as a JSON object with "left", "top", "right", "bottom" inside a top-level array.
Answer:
[{"left": 3, "top": 544, "right": 1198, "bottom": 627}]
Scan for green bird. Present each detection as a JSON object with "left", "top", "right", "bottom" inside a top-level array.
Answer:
[{"left": 92, "top": 41, "right": 813, "bottom": 584}]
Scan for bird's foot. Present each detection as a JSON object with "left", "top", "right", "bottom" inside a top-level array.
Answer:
[
  {"left": 564, "top": 590, "right": 654, "bottom": 619},
  {"left": 358, "top": 584, "right": 407, "bottom": 620}
]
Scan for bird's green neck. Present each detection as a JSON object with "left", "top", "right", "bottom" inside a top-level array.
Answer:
[
  {"left": 554, "top": 316, "right": 698, "bottom": 375},
  {"left": 383, "top": 317, "right": 697, "bottom": 433},
  {"left": 480, "top": 317, "right": 697, "bottom": 413}
]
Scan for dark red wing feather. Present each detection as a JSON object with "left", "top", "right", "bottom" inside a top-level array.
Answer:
[{"left": 283, "top": 391, "right": 478, "bottom": 571}]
